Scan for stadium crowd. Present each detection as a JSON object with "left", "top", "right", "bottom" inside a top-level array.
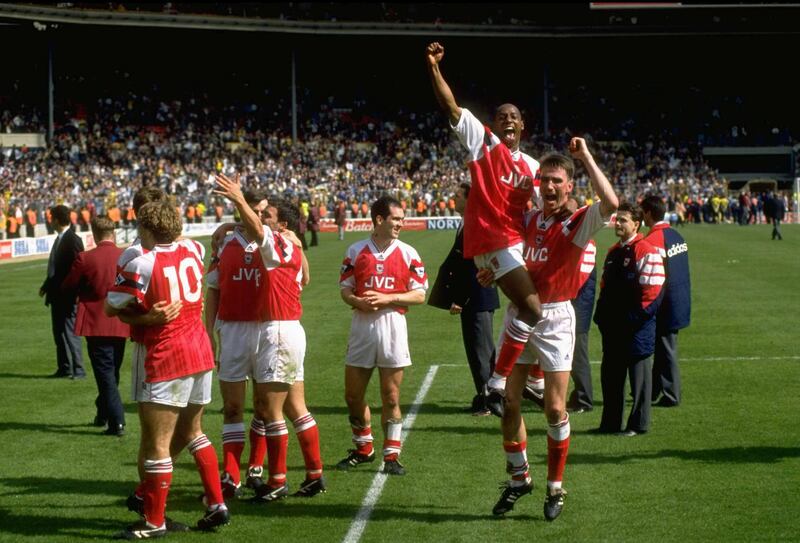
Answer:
[{"left": 1, "top": 84, "right": 796, "bottom": 237}]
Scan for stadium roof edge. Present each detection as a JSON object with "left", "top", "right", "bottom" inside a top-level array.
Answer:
[{"left": 2, "top": 3, "right": 800, "bottom": 37}]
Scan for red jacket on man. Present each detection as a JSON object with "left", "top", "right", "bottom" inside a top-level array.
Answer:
[{"left": 61, "top": 240, "right": 130, "bottom": 338}]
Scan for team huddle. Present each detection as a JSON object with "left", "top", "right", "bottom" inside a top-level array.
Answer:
[{"left": 100, "top": 42, "right": 668, "bottom": 538}]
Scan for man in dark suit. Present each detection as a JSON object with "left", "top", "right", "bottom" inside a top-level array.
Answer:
[
  {"left": 62, "top": 216, "right": 130, "bottom": 435},
  {"left": 39, "top": 205, "right": 85, "bottom": 378},
  {"left": 428, "top": 183, "right": 501, "bottom": 416}
]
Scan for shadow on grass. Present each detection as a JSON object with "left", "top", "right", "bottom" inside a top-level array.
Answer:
[
  {"left": 0, "top": 421, "right": 105, "bottom": 436},
  {"left": 219, "top": 499, "right": 533, "bottom": 523},
  {"left": 0, "top": 508, "right": 121, "bottom": 540},
  {"left": 1, "top": 477, "right": 133, "bottom": 498},
  {"left": 0, "top": 372, "right": 70, "bottom": 380},
  {"left": 569, "top": 446, "right": 800, "bottom": 465}
]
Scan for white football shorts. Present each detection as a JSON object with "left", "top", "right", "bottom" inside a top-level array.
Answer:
[
  {"left": 346, "top": 309, "right": 412, "bottom": 369},
  {"left": 501, "top": 302, "right": 576, "bottom": 372},
  {"left": 474, "top": 242, "right": 525, "bottom": 280},
  {"left": 254, "top": 320, "right": 306, "bottom": 384},
  {"left": 216, "top": 320, "right": 262, "bottom": 382},
  {"left": 135, "top": 370, "right": 213, "bottom": 407}
]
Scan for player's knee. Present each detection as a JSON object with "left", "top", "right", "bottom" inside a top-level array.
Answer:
[
  {"left": 222, "top": 401, "right": 244, "bottom": 422},
  {"left": 344, "top": 390, "right": 364, "bottom": 408},
  {"left": 380, "top": 389, "right": 400, "bottom": 409},
  {"left": 503, "top": 394, "right": 522, "bottom": 417},
  {"left": 545, "top": 404, "right": 566, "bottom": 425}
]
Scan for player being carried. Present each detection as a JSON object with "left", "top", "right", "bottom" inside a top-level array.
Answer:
[
  {"left": 212, "top": 176, "right": 324, "bottom": 502},
  {"left": 480, "top": 138, "right": 618, "bottom": 520},
  {"left": 426, "top": 41, "right": 543, "bottom": 415}
]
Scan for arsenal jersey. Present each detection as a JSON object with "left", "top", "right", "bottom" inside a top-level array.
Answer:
[
  {"left": 339, "top": 238, "right": 428, "bottom": 315},
  {"left": 108, "top": 239, "right": 214, "bottom": 382},
  {"left": 522, "top": 203, "right": 607, "bottom": 303},
  {"left": 452, "top": 108, "right": 540, "bottom": 258}
]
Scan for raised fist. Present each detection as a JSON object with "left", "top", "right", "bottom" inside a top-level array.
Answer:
[{"left": 426, "top": 42, "right": 444, "bottom": 66}]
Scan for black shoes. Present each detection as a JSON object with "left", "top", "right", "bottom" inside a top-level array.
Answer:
[
  {"left": 336, "top": 449, "right": 375, "bottom": 470},
  {"left": 245, "top": 466, "right": 265, "bottom": 491},
  {"left": 251, "top": 483, "right": 289, "bottom": 503},
  {"left": 220, "top": 471, "right": 243, "bottom": 499},
  {"left": 126, "top": 493, "right": 144, "bottom": 516},
  {"left": 293, "top": 477, "right": 327, "bottom": 497},
  {"left": 616, "top": 429, "right": 646, "bottom": 437},
  {"left": 196, "top": 506, "right": 230, "bottom": 531},
  {"left": 103, "top": 424, "right": 125, "bottom": 437},
  {"left": 492, "top": 480, "right": 533, "bottom": 516},
  {"left": 543, "top": 488, "right": 567, "bottom": 521},
  {"left": 522, "top": 384, "right": 545, "bottom": 408},
  {"left": 115, "top": 519, "right": 166, "bottom": 540},
  {"left": 652, "top": 397, "right": 679, "bottom": 408},
  {"left": 382, "top": 459, "right": 406, "bottom": 476}
]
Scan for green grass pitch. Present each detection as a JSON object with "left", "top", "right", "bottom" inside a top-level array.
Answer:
[{"left": 0, "top": 224, "right": 798, "bottom": 542}]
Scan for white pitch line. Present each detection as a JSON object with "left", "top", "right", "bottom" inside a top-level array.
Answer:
[
  {"left": 341, "top": 364, "right": 440, "bottom": 543},
  {"left": 589, "top": 355, "right": 800, "bottom": 364}
]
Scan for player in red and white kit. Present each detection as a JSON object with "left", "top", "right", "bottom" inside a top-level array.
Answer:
[
  {"left": 105, "top": 201, "right": 229, "bottom": 539},
  {"left": 212, "top": 175, "right": 324, "bottom": 502},
  {"left": 487, "top": 138, "right": 618, "bottom": 520},
  {"left": 426, "top": 42, "right": 543, "bottom": 415},
  {"left": 205, "top": 189, "right": 271, "bottom": 499},
  {"left": 337, "top": 196, "right": 428, "bottom": 476}
]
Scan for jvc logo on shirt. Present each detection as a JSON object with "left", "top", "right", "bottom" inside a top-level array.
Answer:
[
  {"left": 365, "top": 276, "right": 395, "bottom": 289},
  {"left": 667, "top": 242, "right": 688, "bottom": 258},
  {"left": 499, "top": 171, "right": 533, "bottom": 190},
  {"left": 524, "top": 247, "right": 548, "bottom": 262},
  {"left": 233, "top": 267, "right": 261, "bottom": 287}
]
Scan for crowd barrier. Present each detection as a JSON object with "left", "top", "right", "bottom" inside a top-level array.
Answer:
[
  {"left": 318, "top": 216, "right": 463, "bottom": 233},
  {"left": 0, "top": 222, "right": 225, "bottom": 260}
]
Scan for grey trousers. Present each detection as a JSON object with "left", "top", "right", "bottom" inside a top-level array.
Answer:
[
  {"left": 568, "top": 331, "right": 593, "bottom": 409},
  {"left": 460, "top": 309, "right": 496, "bottom": 407},
  {"left": 653, "top": 331, "right": 681, "bottom": 405}
]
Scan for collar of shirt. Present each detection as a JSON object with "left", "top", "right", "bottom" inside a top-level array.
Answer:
[{"left": 620, "top": 233, "right": 640, "bottom": 247}]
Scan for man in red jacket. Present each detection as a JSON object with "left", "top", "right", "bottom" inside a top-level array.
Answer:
[{"left": 62, "top": 216, "right": 130, "bottom": 436}]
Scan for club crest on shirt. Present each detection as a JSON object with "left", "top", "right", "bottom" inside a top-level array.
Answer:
[
  {"left": 623, "top": 257, "right": 631, "bottom": 267},
  {"left": 535, "top": 235, "right": 544, "bottom": 246},
  {"left": 376, "top": 263, "right": 384, "bottom": 274},
  {"left": 244, "top": 253, "right": 253, "bottom": 265}
]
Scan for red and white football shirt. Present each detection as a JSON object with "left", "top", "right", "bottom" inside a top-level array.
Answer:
[
  {"left": 207, "top": 229, "right": 269, "bottom": 321},
  {"left": 263, "top": 230, "right": 304, "bottom": 321},
  {"left": 452, "top": 108, "right": 540, "bottom": 258},
  {"left": 522, "top": 203, "right": 607, "bottom": 303},
  {"left": 108, "top": 239, "right": 214, "bottom": 382},
  {"left": 339, "top": 238, "right": 428, "bottom": 315},
  {"left": 117, "top": 240, "right": 145, "bottom": 343}
]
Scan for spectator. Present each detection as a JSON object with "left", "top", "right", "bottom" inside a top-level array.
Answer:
[
  {"left": 39, "top": 205, "right": 86, "bottom": 379},
  {"left": 61, "top": 216, "right": 130, "bottom": 435}
]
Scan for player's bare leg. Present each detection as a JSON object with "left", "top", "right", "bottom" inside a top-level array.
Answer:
[
  {"left": 543, "top": 370, "right": 571, "bottom": 521},
  {"left": 219, "top": 380, "right": 247, "bottom": 496},
  {"left": 338, "top": 366, "right": 377, "bottom": 470},
  {"left": 488, "top": 267, "right": 542, "bottom": 415},
  {"left": 378, "top": 367, "right": 405, "bottom": 475},
  {"left": 250, "top": 383, "right": 291, "bottom": 502},
  {"left": 284, "top": 383, "right": 325, "bottom": 496},
  {"left": 128, "top": 402, "right": 179, "bottom": 536}
]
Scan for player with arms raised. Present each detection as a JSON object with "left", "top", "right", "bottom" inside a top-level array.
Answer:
[
  {"left": 212, "top": 175, "right": 324, "bottom": 501},
  {"left": 485, "top": 138, "right": 618, "bottom": 520},
  {"left": 337, "top": 196, "right": 428, "bottom": 476},
  {"left": 426, "top": 41, "right": 543, "bottom": 414}
]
